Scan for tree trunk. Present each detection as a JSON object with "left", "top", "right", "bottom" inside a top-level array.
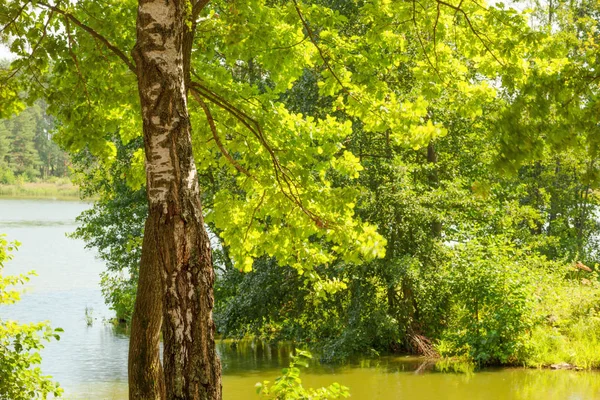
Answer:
[
  {"left": 128, "top": 218, "right": 165, "bottom": 400},
  {"left": 427, "top": 142, "right": 442, "bottom": 238},
  {"left": 129, "top": 0, "right": 222, "bottom": 399}
]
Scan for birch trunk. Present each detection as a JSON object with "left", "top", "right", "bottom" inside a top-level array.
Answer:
[{"left": 129, "top": 0, "right": 222, "bottom": 398}]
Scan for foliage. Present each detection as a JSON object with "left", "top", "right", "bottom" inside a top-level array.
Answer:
[
  {"left": 256, "top": 349, "right": 350, "bottom": 400},
  {"left": 1, "top": 0, "right": 391, "bottom": 292},
  {"left": 0, "top": 167, "right": 15, "bottom": 185},
  {"left": 437, "top": 239, "right": 544, "bottom": 364},
  {"left": 3, "top": 0, "right": 600, "bottom": 374},
  {"left": 0, "top": 235, "right": 63, "bottom": 399},
  {"left": 215, "top": 80, "right": 600, "bottom": 366}
]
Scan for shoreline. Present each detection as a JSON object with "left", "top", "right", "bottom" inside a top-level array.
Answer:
[{"left": 0, "top": 182, "right": 81, "bottom": 200}]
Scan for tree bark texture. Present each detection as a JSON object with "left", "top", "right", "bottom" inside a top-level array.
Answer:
[
  {"left": 129, "top": 218, "right": 166, "bottom": 399},
  {"left": 129, "top": 0, "right": 222, "bottom": 399}
]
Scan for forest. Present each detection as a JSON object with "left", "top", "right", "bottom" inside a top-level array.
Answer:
[
  {"left": 0, "top": 102, "right": 69, "bottom": 183},
  {"left": 2, "top": 0, "right": 600, "bottom": 399}
]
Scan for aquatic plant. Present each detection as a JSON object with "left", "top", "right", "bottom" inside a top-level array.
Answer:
[
  {"left": 256, "top": 349, "right": 350, "bottom": 399},
  {"left": 84, "top": 306, "right": 94, "bottom": 327}
]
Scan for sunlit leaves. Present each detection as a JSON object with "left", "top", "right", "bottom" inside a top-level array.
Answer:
[{"left": 2, "top": 0, "right": 583, "bottom": 299}]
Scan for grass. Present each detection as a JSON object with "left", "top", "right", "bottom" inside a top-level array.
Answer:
[
  {"left": 522, "top": 274, "right": 600, "bottom": 370},
  {"left": 0, "top": 180, "right": 81, "bottom": 200},
  {"left": 526, "top": 320, "right": 600, "bottom": 370}
]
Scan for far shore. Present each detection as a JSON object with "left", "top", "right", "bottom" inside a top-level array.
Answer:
[{"left": 0, "top": 181, "right": 82, "bottom": 200}]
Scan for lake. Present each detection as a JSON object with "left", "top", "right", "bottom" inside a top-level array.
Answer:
[{"left": 1, "top": 198, "right": 599, "bottom": 399}]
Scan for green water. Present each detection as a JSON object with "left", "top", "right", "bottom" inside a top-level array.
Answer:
[
  {"left": 220, "top": 341, "right": 600, "bottom": 400},
  {"left": 63, "top": 342, "right": 600, "bottom": 399},
  {"left": 1, "top": 198, "right": 600, "bottom": 399}
]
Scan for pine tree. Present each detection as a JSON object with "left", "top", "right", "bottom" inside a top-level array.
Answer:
[
  {"left": 0, "top": 122, "right": 10, "bottom": 168},
  {"left": 5, "top": 106, "right": 41, "bottom": 179}
]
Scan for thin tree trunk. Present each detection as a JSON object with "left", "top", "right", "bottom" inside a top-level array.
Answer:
[
  {"left": 427, "top": 142, "right": 442, "bottom": 238},
  {"left": 129, "top": 0, "right": 222, "bottom": 399},
  {"left": 128, "top": 219, "right": 165, "bottom": 400}
]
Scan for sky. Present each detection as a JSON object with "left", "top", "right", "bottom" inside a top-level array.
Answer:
[{"left": 0, "top": 44, "right": 15, "bottom": 61}]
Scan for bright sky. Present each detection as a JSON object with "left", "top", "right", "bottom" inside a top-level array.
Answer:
[{"left": 0, "top": 44, "right": 15, "bottom": 61}]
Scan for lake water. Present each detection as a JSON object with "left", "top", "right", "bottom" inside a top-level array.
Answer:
[{"left": 1, "top": 198, "right": 600, "bottom": 399}]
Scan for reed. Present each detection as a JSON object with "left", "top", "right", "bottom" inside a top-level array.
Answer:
[{"left": 0, "top": 182, "right": 81, "bottom": 200}]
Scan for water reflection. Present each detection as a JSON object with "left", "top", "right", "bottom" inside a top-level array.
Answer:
[
  {"left": 220, "top": 346, "right": 600, "bottom": 400},
  {"left": 218, "top": 340, "right": 294, "bottom": 375}
]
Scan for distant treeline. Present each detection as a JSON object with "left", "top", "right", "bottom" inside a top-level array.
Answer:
[{"left": 0, "top": 102, "right": 69, "bottom": 183}]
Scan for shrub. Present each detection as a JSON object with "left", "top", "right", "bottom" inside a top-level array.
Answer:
[
  {"left": 0, "top": 168, "right": 15, "bottom": 185},
  {"left": 437, "top": 238, "right": 542, "bottom": 365}
]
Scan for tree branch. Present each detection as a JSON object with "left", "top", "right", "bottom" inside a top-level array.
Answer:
[
  {"left": 1, "top": 2, "right": 30, "bottom": 34},
  {"left": 562, "top": 73, "right": 600, "bottom": 107},
  {"left": 435, "top": 0, "right": 504, "bottom": 66},
  {"left": 291, "top": 1, "right": 393, "bottom": 130},
  {"left": 291, "top": 0, "right": 357, "bottom": 103},
  {"left": 2, "top": 10, "right": 52, "bottom": 84},
  {"left": 433, "top": 2, "right": 441, "bottom": 66},
  {"left": 65, "top": 16, "right": 92, "bottom": 112},
  {"left": 412, "top": 0, "right": 442, "bottom": 80},
  {"left": 26, "top": 63, "right": 48, "bottom": 96},
  {"left": 192, "top": 0, "right": 211, "bottom": 20},
  {"left": 190, "top": 78, "right": 328, "bottom": 228},
  {"left": 243, "top": 190, "right": 266, "bottom": 243},
  {"left": 190, "top": 88, "right": 255, "bottom": 179},
  {"left": 37, "top": 1, "right": 137, "bottom": 74}
]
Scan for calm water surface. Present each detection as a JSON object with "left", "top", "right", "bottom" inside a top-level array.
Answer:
[{"left": 1, "top": 198, "right": 600, "bottom": 399}]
